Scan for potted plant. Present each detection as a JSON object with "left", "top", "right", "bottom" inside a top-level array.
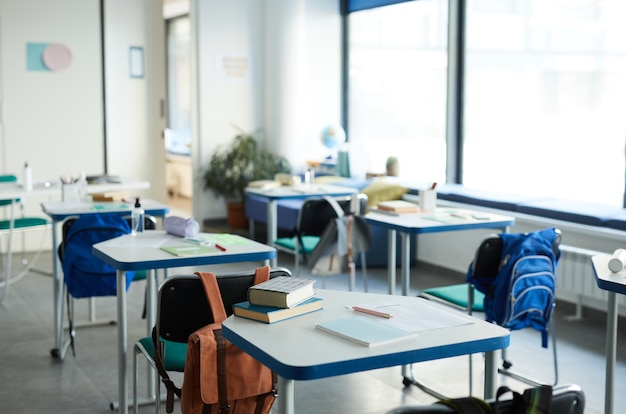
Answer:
[{"left": 202, "top": 129, "right": 292, "bottom": 228}]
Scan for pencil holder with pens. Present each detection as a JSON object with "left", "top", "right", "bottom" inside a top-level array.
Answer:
[{"left": 419, "top": 189, "right": 437, "bottom": 212}]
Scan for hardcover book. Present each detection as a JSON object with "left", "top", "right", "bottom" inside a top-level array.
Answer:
[
  {"left": 376, "top": 200, "right": 419, "bottom": 214},
  {"left": 248, "top": 276, "right": 316, "bottom": 308},
  {"left": 233, "top": 297, "right": 323, "bottom": 324}
]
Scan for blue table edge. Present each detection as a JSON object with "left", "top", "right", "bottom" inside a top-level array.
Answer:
[{"left": 221, "top": 324, "right": 510, "bottom": 381}]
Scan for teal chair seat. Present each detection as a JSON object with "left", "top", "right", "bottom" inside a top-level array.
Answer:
[
  {"left": 0, "top": 217, "right": 48, "bottom": 230},
  {"left": 0, "top": 182, "right": 51, "bottom": 304},
  {"left": 274, "top": 235, "right": 320, "bottom": 253},
  {"left": 420, "top": 284, "right": 485, "bottom": 312},
  {"left": 136, "top": 337, "right": 187, "bottom": 371}
]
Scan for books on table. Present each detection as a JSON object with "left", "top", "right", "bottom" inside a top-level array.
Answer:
[
  {"left": 315, "top": 316, "right": 416, "bottom": 347},
  {"left": 248, "top": 276, "right": 316, "bottom": 308},
  {"left": 376, "top": 200, "right": 419, "bottom": 214},
  {"left": 233, "top": 297, "right": 323, "bottom": 324}
]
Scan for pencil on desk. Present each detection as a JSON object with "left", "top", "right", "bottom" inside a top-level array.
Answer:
[{"left": 352, "top": 305, "right": 393, "bottom": 319}]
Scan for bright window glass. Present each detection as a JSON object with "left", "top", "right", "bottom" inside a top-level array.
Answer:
[
  {"left": 463, "top": 0, "right": 626, "bottom": 207},
  {"left": 347, "top": 0, "right": 448, "bottom": 182}
]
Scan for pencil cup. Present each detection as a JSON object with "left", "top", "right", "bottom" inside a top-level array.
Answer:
[
  {"left": 609, "top": 248, "right": 626, "bottom": 273},
  {"left": 62, "top": 183, "right": 79, "bottom": 202},
  {"left": 419, "top": 189, "right": 437, "bottom": 212}
]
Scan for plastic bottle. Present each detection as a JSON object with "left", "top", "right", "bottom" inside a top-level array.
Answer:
[
  {"left": 131, "top": 198, "right": 144, "bottom": 235},
  {"left": 78, "top": 170, "right": 87, "bottom": 201},
  {"left": 23, "top": 162, "right": 32, "bottom": 191}
]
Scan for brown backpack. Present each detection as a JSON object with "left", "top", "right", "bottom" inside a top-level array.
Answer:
[{"left": 154, "top": 268, "right": 277, "bottom": 414}]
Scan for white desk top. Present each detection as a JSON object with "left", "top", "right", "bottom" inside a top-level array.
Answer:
[
  {"left": 41, "top": 199, "right": 169, "bottom": 221},
  {"left": 592, "top": 254, "right": 626, "bottom": 295},
  {"left": 92, "top": 230, "right": 276, "bottom": 271},
  {"left": 222, "top": 289, "right": 510, "bottom": 381},
  {"left": 365, "top": 207, "right": 515, "bottom": 234},
  {"left": 0, "top": 177, "right": 149, "bottom": 200},
  {"left": 245, "top": 184, "right": 358, "bottom": 200}
]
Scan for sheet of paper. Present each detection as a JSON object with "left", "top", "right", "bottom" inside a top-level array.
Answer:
[{"left": 352, "top": 300, "right": 472, "bottom": 333}]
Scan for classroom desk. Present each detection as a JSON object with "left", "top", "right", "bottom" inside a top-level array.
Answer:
[
  {"left": 591, "top": 254, "right": 626, "bottom": 414},
  {"left": 41, "top": 199, "right": 170, "bottom": 359},
  {"left": 222, "top": 289, "right": 510, "bottom": 414},
  {"left": 365, "top": 207, "right": 515, "bottom": 295},
  {"left": 92, "top": 230, "right": 276, "bottom": 414},
  {"left": 245, "top": 184, "right": 358, "bottom": 266}
]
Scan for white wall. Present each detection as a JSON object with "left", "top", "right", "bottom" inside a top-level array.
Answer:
[
  {"left": 0, "top": 0, "right": 104, "bottom": 183},
  {"left": 0, "top": 0, "right": 166, "bottom": 250}
]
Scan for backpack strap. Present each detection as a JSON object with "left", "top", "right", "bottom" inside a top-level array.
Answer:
[
  {"left": 151, "top": 326, "right": 181, "bottom": 413},
  {"left": 254, "top": 265, "right": 271, "bottom": 284},
  {"left": 195, "top": 271, "right": 227, "bottom": 323},
  {"left": 492, "top": 386, "right": 526, "bottom": 414},
  {"left": 522, "top": 385, "right": 552, "bottom": 414}
]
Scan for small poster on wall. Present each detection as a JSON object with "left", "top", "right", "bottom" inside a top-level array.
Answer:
[
  {"left": 129, "top": 46, "right": 144, "bottom": 78},
  {"left": 216, "top": 52, "right": 251, "bottom": 83},
  {"left": 26, "top": 42, "right": 72, "bottom": 72}
]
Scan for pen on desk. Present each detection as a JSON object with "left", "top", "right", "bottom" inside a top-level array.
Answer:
[
  {"left": 214, "top": 243, "right": 227, "bottom": 252},
  {"left": 430, "top": 182, "right": 437, "bottom": 190},
  {"left": 352, "top": 305, "right": 393, "bottom": 319}
]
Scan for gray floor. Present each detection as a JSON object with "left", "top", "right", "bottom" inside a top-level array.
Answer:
[{"left": 1, "top": 245, "right": 624, "bottom": 414}]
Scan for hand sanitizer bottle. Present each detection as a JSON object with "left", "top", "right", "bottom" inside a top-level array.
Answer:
[
  {"left": 131, "top": 198, "right": 144, "bottom": 235},
  {"left": 23, "top": 162, "right": 33, "bottom": 191}
]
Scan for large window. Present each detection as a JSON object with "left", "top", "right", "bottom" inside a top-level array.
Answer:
[
  {"left": 463, "top": 0, "right": 626, "bottom": 207},
  {"left": 347, "top": 0, "right": 448, "bottom": 182},
  {"left": 347, "top": 0, "right": 626, "bottom": 207}
]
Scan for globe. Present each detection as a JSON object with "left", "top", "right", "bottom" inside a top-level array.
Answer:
[{"left": 320, "top": 125, "right": 346, "bottom": 150}]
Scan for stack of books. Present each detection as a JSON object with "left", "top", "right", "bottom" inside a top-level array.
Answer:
[
  {"left": 233, "top": 276, "right": 323, "bottom": 323},
  {"left": 375, "top": 200, "right": 419, "bottom": 214}
]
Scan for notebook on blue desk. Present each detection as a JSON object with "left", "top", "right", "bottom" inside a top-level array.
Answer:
[{"left": 315, "top": 316, "right": 416, "bottom": 347}]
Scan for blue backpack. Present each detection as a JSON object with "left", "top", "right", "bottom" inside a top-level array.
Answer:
[
  {"left": 61, "top": 214, "right": 135, "bottom": 298},
  {"left": 466, "top": 228, "right": 561, "bottom": 348}
]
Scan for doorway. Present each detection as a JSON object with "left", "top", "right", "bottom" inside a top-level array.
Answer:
[{"left": 164, "top": 14, "right": 192, "bottom": 217}]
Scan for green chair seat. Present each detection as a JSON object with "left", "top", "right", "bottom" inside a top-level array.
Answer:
[
  {"left": 274, "top": 235, "right": 320, "bottom": 253},
  {"left": 137, "top": 336, "right": 187, "bottom": 372},
  {"left": 421, "top": 284, "right": 485, "bottom": 312},
  {"left": 0, "top": 217, "right": 49, "bottom": 230}
]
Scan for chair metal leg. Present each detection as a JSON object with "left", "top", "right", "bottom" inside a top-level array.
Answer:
[{"left": 360, "top": 253, "right": 368, "bottom": 292}]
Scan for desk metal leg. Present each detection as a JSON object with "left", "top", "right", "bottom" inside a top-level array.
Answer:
[
  {"left": 267, "top": 200, "right": 277, "bottom": 267},
  {"left": 116, "top": 269, "right": 129, "bottom": 414},
  {"left": 401, "top": 233, "right": 411, "bottom": 296},
  {"left": 605, "top": 291, "right": 617, "bottom": 414},
  {"left": 145, "top": 269, "right": 157, "bottom": 400},
  {"left": 277, "top": 375, "right": 295, "bottom": 414},
  {"left": 484, "top": 349, "right": 498, "bottom": 399},
  {"left": 51, "top": 220, "right": 64, "bottom": 358},
  {"left": 387, "top": 229, "right": 396, "bottom": 295}
]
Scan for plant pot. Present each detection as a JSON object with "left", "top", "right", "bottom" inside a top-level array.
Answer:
[{"left": 227, "top": 202, "right": 248, "bottom": 229}]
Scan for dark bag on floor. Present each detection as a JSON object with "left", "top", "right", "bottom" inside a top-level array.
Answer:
[{"left": 436, "top": 385, "right": 552, "bottom": 414}]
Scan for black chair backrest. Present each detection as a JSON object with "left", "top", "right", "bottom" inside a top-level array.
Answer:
[
  {"left": 158, "top": 267, "right": 291, "bottom": 344},
  {"left": 298, "top": 194, "right": 367, "bottom": 238}
]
